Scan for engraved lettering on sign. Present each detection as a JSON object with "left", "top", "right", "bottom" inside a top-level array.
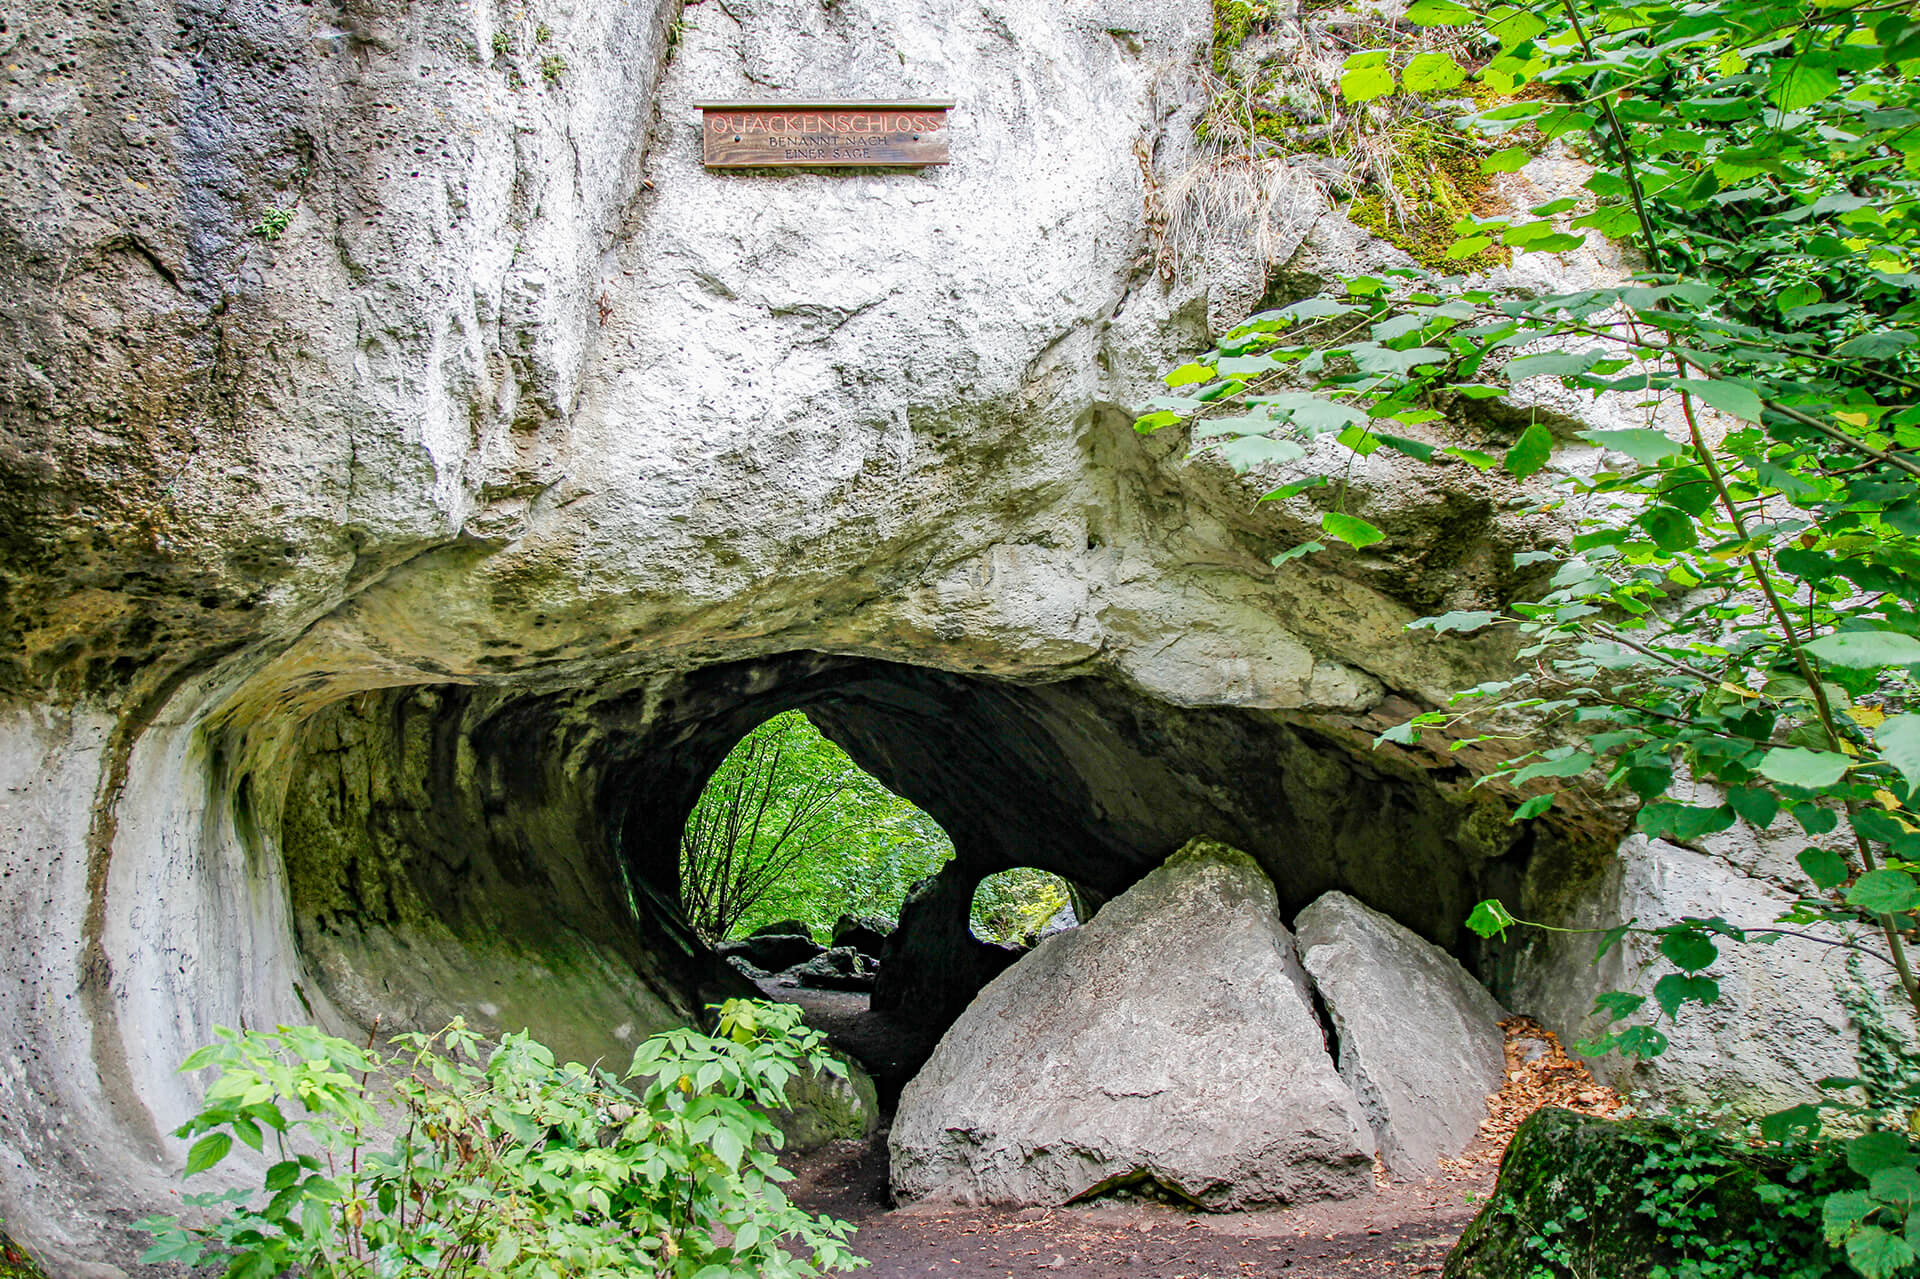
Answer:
[{"left": 697, "top": 101, "right": 952, "bottom": 168}]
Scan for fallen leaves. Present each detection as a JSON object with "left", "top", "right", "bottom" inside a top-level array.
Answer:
[{"left": 1442, "top": 1015, "right": 1626, "bottom": 1177}]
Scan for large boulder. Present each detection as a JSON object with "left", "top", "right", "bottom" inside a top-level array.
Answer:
[
  {"left": 773, "top": 1055, "right": 882, "bottom": 1151},
  {"left": 1295, "top": 891, "right": 1506, "bottom": 1176},
  {"left": 831, "top": 914, "right": 895, "bottom": 959},
  {"left": 718, "top": 933, "right": 824, "bottom": 973},
  {"left": 780, "top": 947, "right": 878, "bottom": 993},
  {"left": 1444, "top": 1108, "right": 1846, "bottom": 1279},
  {"left": 750, "top": 920, "right": 817, "bottom": 941},
  {"left": 889, "top": 839, "right": 1375, "bottom": 1209}
]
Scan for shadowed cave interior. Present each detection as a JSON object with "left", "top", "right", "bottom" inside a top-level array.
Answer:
[{"left": 270, "top": 651, "right": 1599, "bottom": 1101}]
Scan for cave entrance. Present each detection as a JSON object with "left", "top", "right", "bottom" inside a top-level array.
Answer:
[{"left": 274, "top": 650, "right": 1539, "bottom": 1115}]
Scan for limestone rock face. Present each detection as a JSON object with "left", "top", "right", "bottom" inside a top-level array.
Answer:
[
  {"left": 889, "top": 840, "right": 1375, "bottom": 1209},
  {"left": 1295, "top": 892, "right": 1507, "bottom": 1176}
]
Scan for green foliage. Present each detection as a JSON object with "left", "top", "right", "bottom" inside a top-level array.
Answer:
[
  {"left": 683, "top": 712, "right": 955, "bottom": 941},
  {"left": 138, "top": 1001, "right": 862, "bottom": 1279},
  {"left": 540, "top": 54, "right": 567, "bottom": 83},
  {"left": 1143, "top": 0, "right": 1920, "bottom": 1270},
  {"left": 0, "top": 1223, "right": 45, "bottom": 1279},
  {"left": 970, "top": 868, "right": 1073, "bottom": 946},
  {"left": 490, "top": 30, "right": 513, "bottom": 57},
  {"left": 251, "top": 208, "right": 292, "bottom": 241}
]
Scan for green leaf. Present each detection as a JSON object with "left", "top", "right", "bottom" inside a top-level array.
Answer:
[
  {"left": 1165, "top": 362, "right": 1215, "bottom": 387},
  {"left": 1341, "top": 63, "right": 1397, "bottom": 102},
  {"left": 1404, "top": 51, "right": 1468, "bottom": 93},
  {"left": 1766, "top": 60, "right": 1842, "bottom": 112},
  {"left": 1847, "top": 1225, "right": 1917, "bottom": 1279},
  {"left": 1413, "top": 609, "right": 1498, "bottom": 635},
  {"left": 1638, "top": 802, "right": 1736, "bottom": 842},
  {"left": 1758, "top": 747, "right": 1852, "bottom": 789},
  {"left": 1504, "top": 422, "right": 1553, "bottom": 479},
  {"left": 1653, "top": 973, "right": 1719, "bottom": 1018},
  {"left": 1217, "top": 435, "right": 1306, "bottom": 472},
  {"left": 1851, "top": 1132, "right": 1919, "bottom": 1177},
  {"left": 1636, "top": 506, "right": 1698, "bottom": 553},
  {"left": 1322, "top": 511, "right": 1386, "bottom": 548},
  {"left": 1873, "top": 1167, "right": 1920, "bottom": 1212},
  {"left": 1614, "top": 1024, "right": 1670, "bottom": 1058},
  {"left": 1799, "top": 847, "right": 1852, "bottom": 891},
  {"left": 1727, "top": 787, "right": 1779, "bottom": 830},
  {"left": 1761, "top": 1103, "right": 1822, "bottom": 1143},
  {"left": 184, "top": 1132, "right": 232, "bottom": 1178},
  {"left": 1270, "top": 541, "right": 1325, "bottom": 565},
  {"left": 1593, "top": 990, "right": 1647, "bottom": 1021},
  {"left": 1505, "top": 350, "right": 1599, "bottom": 381},
  {"left": 1806, "top": 632, "right": 1920, "bottom": 670},
  {"left": 1480, "top": 146, "right": 1532, "bottom": 174},
  {"left": 1513, "top": 792, "right": 1555, "bottom": 820},
  {"left": 1681, "top": 378, "right": 1765, "bottom": 423},
  {"left": 1260, "top": 476, "right": 1328, "bottom": 503},
  {"left": 1836, "top": 332, "right": 1919, "bottom": 360},
  {"left": 1659, "top": 929, "right": 1718, "bottom": 972},
  {"left": 1848, "top": 869, "right": 1920, "bottom": 915},
  {"left": 1826, "top": 1188, "right": 1879, "bottom": 1236},
  {"left": 1484, "top": 5, "right": 1547, "bottom": 45},
  {"left": 1406, "top": 0, "right": 1476, "bottom": 22},
  {"left": 1510, "top": 750, "right": 1594, "bottom": 785},
  {"left": 1877, "top": 714, "right": 1920, "bottom": 797},
  {"left": 1580, "top": 428, "right": 1686, "bottom": 465},
  {"left": 1466, "top": 898, "right": 1518, "bottom": 940}
]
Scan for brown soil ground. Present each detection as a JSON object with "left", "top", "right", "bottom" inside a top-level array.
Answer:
[
  {"left": 780, "top": 1010, "right": 1623, "bottom": 1279},
  {"left": 787, "top": 1132, "right": 1490, "bottom": 1278}
]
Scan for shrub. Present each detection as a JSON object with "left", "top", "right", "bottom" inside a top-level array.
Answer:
[{"left": 138, "top": 1000, "right": 863, "bottom": 1278}]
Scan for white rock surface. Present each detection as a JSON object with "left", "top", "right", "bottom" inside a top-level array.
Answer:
[
  {"left": 1295, "top": 892, "right": 1507, "bottom": 1176},
  {"left": 889, "top": 839, "right": 1376, "bottom": 1209}
]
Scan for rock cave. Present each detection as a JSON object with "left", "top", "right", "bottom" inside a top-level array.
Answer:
[{"left": 0, "top": 0, "right": 1888, "bottom": 1270}]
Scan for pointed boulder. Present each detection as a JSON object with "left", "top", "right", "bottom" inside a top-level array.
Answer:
[
  {"left": 1295, "top": 892, "right": 1506, "bottom": 1176},
  {"left": 890, "top": 839, "right": 1375, "bottom": 1209}
]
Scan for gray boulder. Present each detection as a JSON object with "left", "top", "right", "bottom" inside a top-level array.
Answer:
[
  {"left": 1294, "top": 891, "right": 1507, "bottom": 1177},
  {"left": 750, "top": 919, "right": 817, "bottom": 941},
  {"left": 718, "top": 933, "right": 823, "bottom": 972},
  {"left": 781, "top": 946, "right": 877, "bottom": 992},
  {"left": 774, "top": 1054, "right": 882, "bottom": 1151},
  {"left": 890, "top": 839, "right": 1375, "bottom": 1209},
  {"left": 831, "top": 913, "right": 895, "bottom": 958}
]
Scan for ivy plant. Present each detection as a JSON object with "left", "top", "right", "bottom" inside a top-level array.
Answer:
[{"left": 1141, "top": 0, "right": 1920, "bottom": 1272}]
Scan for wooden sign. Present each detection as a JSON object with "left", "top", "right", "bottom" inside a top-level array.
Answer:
[{"left": 696, "top": 101, "right": 952, "bottom": 168}]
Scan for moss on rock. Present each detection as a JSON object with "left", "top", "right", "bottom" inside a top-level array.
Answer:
[
  {"left": 0, "top": 1229, "right": 46, "bottom": 1279},
  {"left": 775, "top": 1053, "right": 880, "bottom": 1151},
  {"left": 1445, "top": 1108, "right": 1851, "bottom": 1279}
]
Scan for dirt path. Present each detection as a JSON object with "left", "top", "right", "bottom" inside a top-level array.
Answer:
[{"left": 786, "top": 1129, "right": 1493, "bottom": 1278}]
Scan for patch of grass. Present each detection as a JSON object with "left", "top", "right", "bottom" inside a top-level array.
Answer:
[
  {"left": 251, "top": 207, "right": 293, "bottom": 241},
  {"left": 1346, "top": 117, "right": 1510, "bottom": 269},
  {"left": 540, "top": 54, "right": 567, "bottom": 83}
]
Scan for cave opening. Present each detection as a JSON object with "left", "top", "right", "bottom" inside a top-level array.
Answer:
[{"left": 270, "top": 649, "right": 1559, "bottom": 1112}]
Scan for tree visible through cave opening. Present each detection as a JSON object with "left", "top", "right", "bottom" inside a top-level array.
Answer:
[{"left": 670, "top": 712, "right": 905, "bottom": 942}]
